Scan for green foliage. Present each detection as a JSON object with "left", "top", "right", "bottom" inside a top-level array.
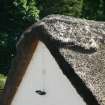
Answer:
[
  {"left": 0, "top": 33, "right": 8, "bottom": 48},
  {"left": 81, "top": 0, "right": 105, "bottom": 20},
  {"left": 0, "top": 0, "right": 39, "bottom": 74},
  {"left": 13, "top": 0, "right": 39, "bottom": 23},
  {"left": 37, "top": 0, "right": 84, "bottom": 18},
  {"left": 0, "top": 74, "right": 7, "bottom": 89},
  {"left": 37, "top": 0, "right": 105, "bottom": 20}
]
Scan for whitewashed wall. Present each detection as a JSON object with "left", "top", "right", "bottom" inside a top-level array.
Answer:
[{"left": 11, "top": 41, "right": 86, "bottom": 105}]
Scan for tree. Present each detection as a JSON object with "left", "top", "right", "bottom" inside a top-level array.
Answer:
[
  {"left": 81, "top": 0, "right": 105, "bottom": 21},
  {"left": 37, "top": 0, "right": 84, "bottom": 18},
  {"left": 0, "top": 0, "right": 39, "bottom": 74}
]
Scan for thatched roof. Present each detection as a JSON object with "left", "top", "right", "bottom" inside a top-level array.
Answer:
[{"left": 2, "top": 15, "right": 105, "bottom": 105}]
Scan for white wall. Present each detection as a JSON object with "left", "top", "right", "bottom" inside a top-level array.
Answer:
[{"left": 11, "top": 41, "right": 86, "bottom": 105}]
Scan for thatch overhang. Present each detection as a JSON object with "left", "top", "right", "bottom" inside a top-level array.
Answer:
[{"left": 2, "top": 15, "right": 105, "bottom": 105}]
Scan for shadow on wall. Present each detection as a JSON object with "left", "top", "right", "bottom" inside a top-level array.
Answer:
[{"left": 45, "top": 41, "right": 100, "bottom": 105}]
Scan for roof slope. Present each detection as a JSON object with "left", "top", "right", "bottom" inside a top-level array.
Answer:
[
  {"left": 3, "top": 15, "right": 105, "bottom": 105},
  {"left": 32, "top": 15, "right": 105, "bottom": 105}
]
